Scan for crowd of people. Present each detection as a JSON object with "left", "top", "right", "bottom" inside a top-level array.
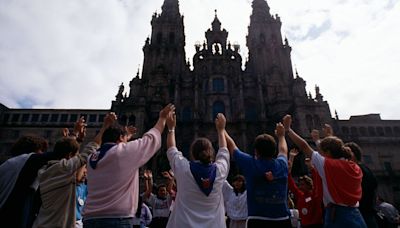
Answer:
[{"left": 0, "top": 103, "right": 399, "bottom": 228}]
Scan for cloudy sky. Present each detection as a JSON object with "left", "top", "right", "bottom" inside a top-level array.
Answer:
[{"left": 0, "top": 0, "right": 399, "bottom": 119}]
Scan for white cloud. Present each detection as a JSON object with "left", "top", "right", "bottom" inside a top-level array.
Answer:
[{"left": 0, "top": 0, "right": 399, "bottom": 119}]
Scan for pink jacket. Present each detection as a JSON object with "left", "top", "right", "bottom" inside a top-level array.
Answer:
[{"left": 83, "top": 128, "right": 161, "bottom": 219}]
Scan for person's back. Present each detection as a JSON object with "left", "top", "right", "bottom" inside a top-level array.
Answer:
[
  {"left": 225, "top": 123, "right": 292, "bottom": 227},
  {"left": 33, "top": 137, "right": 95, "bottom": 228},
  {"left": 165, "top": 113, "right": 230, "bottom": 228},
  {"left": 83, "top": 104, "right": 174, "bottom": 228},
  {"left": 0, "top": 135, "right": 50, "bottom": 228}
]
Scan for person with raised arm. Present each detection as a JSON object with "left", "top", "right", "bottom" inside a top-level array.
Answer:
[
  {"left": 225, "top": 123, "right": 292, "bottom": 228},
  {"left": 283, "top": 114, "right": 366, "bottom": 227},
  {"left": 165, "top": 112, "right": 230, "bottom": 228},
  {"left": 83, "top": 104, "right": 175, "bottom": 228},
  {"left": 32, "top": 114, "right": 113, "bottom": 228},
  {"left": 288, "top": 149, "right": 324, "bottom": 228}
]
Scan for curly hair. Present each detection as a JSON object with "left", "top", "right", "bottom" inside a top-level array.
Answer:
[{"left": 10, "top": 135, "right": 48, "bottom": 156}]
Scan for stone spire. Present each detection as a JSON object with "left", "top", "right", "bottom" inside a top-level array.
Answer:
[
  {"left": 161, "top": 0, "right": 180, "bottom": 17},
  {"left": 212, "top": 9, "right": 221, "bottom": 31},
  {"left": 250, "top": 0, "right": 271, "bottom": 22}
]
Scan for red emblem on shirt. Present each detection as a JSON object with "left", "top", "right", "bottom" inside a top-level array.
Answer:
[{"left": 201, "top": 178, "right": 210, "bottom": 188}]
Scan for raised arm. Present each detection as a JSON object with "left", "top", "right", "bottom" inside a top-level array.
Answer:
[
  {"left": 166, "top": 112, "right": 176, "bottom": 149},
  {"left": 94, "top": 112, "right": 117, "bottom": 145},
  {"left": 283, "top": 115, "right": 314, "bottom": 157},
  {"left": 288, "top": 148, "right": 299, "bottom": 173},
  {"left": 215, "top": 113, "right": 227, "bottom": 148},
  {"left": 224, "top": 132, "right": 238, "bottom": 157},
  {"left": 153, "top": 104, "right": 175, "bottom": 134},
  {"left": 125, "top": 126, "right": 138, "bottom": 141},
  {"left": 275, "top": 122, "right": 288, "bottom": 158},
  {"left": 162, "top": 170, "right": 175, "bottom": 194},
  {"left": 143, "top": 169, "right": 153, "bottom": 199}
]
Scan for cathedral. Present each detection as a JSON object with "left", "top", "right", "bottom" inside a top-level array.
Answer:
[
  {"left": 111, "top": 0, "right": 332, "bottom": 155},
  {"left": 1, "top": 0, "right": 399, "bottom": 206}
]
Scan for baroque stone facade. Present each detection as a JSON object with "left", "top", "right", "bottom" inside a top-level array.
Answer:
[{"left": 0, "top": 0, "right": 399, "bottom": 206}]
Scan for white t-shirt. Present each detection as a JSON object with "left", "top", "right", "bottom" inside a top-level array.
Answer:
[
  {"left": 146, "top": 193, "right": 172, "bottom": 218},
  {"left": 166, "top": 146, "right": 230, "bottom": 228},
  {"left": 222, "top": 181, "right": 248, "bottom": 220}
]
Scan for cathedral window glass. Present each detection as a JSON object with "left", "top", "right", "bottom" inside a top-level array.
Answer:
[
  {"left": 22, "top": 114, "right": 30, "bottom": 122},
  {"left": 212, "top": 101, "right": 225, "bottom": 118},
  {"left": 156, "top": 32, "right": 162, "bottom": 44},
  {"left": 368, "top": 127, "right": 376, "bottom": 136},
  {"left": 182, "top": 107, "right": 192, "bottom": 122},
  {"left": 50, "top": 114, "right": 59, "bottom": 122},
  {"left": 359, "top": 127, "right": 367, "bottom": 136},
  {"left": 41, "top": 114, "right": 49, "bottom": 122},
  {"left": 89, "top": 114, "right": 97, "bottom": 123},
  {"left": 70, "top": 114, "right": 77, "bottom": 122},
  {"left": 32, "top": 114, "right": 40, "bottom": 122},
  {"left": 213, "top": 78, "right": 224, "bottom": 92},
  {"left": 60, "top": 114, "right": 68, "bottom": 122},
  {"left": 11, "top": 114, "right": 20, "bottom": 122}
]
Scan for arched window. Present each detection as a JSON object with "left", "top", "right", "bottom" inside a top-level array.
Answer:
[
  {"left": 119, "top": 115, "right": 127, "bottom": 126},
  {"left": 212, "top": 101, "right": 225, "bottom": 119},
  {"left": 182, "top": 107, "right": 192, "bottom": 122},
  {"left": 213, "top": 78, "right": 224, "bottom": 92},
  {"left": 393, "top": 127, "right": 400, "bottom": 136},
  {"left": 342, "top": 127, "right": 349, "bottom": 135}
]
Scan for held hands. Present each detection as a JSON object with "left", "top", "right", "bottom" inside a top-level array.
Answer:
[
  {"left": 275, "top": 122, "right": 285, "bottom": 138},
  {"left": 282, "top": 115, "right": 292, "bottom": 132},
  {"left": 215, "top": 113, "right": 226, "bottom": 132},
  {"left": 167, "top": 111, "right": 176, "bottom": 130},
  {"left": 159, "top": 104, "right": 176, "bottom": 120},
  {"left": 289, "top": 148, "right": 299, "bottom": 158},
  {"left": 103, "top": 112, "right": 117, "bottom": 128}
]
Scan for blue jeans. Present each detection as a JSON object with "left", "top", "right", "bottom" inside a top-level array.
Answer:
[
  {"left": 324, "top": 204, "right": 367, "bottom": 228},
  {"left": 83, "top": 217, "right": 133, "bottom": 228}
]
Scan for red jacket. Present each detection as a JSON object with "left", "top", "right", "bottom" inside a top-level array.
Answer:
[{"left": 288, "top": 169, "right": 324, "bottom": 226}]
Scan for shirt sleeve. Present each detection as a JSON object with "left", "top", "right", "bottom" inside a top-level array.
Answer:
[
  {"left": 311, "top": 151, "right": 325, "bottom": 175},
  {"left": 123, "top": 128, "right": 162, "bottom": 168},
  {"left": 215, "top": 147, "right": 230, "bottom": 180},
  {"left": 222, "top": 180, "right": 233, "bottom": 199},
  {"left": 166, "top": 146, "right": 188, "bottom": 175},
  {"left": 59, "top": 141, "right": 99, "bottom": 173},
  {"left": 233, "top": 148, "right": 253, "bottom": 170}
]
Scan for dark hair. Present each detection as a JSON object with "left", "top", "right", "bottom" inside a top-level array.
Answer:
[
  {"left": 254, "top": 134, "right": 276, "bottom": 159},
  {"left": 232, "top": 175, "right": 246, "bottom": 194},
  {"left": 345, "top": 142, "right": 362, "bottom": 162},
  {"left": 10, "top": 135, "right": 48, "bottom": 156},
  {"left": 52, "top": 137, "right": 80, "bottom": 160},
  {"left": 101, "top": 125, "right": 127, "bottom": 144},
  {"left": 190, "top": 138, "right": 215, "bottom": 164},
  {"left": 320, "top": 136, "right": 351, "bottom": 159}
]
